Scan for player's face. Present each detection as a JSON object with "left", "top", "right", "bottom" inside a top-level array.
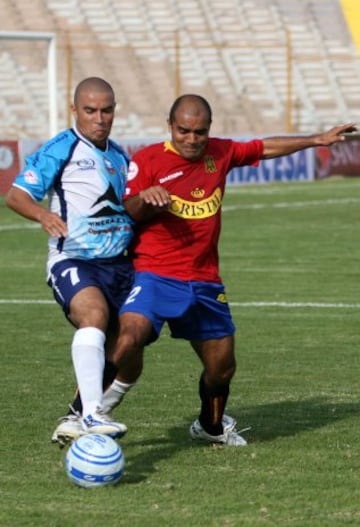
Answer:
[
  {"left": 72, "top": 90, "right": 116, "bottom": 149},
  {"left": 168, "top": 109, "right": 211, "bottom": 161}
]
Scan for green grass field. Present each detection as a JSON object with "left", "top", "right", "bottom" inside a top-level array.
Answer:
[{"left": 1, "top": 176, "right": 360, "bottom": 527}]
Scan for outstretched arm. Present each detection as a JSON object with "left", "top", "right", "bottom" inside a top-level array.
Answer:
[
  {"left": 262, "top": 123, "right": 357, "bottom": 159},
  {"left": 5, "top": 186, "right": 68, "bottom": 237}
]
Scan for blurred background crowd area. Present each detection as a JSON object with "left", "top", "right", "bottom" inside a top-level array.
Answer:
[{"left": 0, "top": 0, "right": 360, "bottom": 141}]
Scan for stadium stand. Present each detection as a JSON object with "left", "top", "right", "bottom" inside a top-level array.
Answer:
[
  {"left": 339, "top": 0, "right": 360, "bottom": 51},
  {"left": 0, "top": 0, "right": 359, "bottom": 140}
]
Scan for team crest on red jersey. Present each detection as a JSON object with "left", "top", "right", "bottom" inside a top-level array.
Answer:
[
  {"left": 191, "top": 188, "right": 205, "bottom": 198},
  {"left": 204, "top": 155, "right": 217, "bottom": 173}
]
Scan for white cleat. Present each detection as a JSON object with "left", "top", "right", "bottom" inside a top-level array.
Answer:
[
  {"left": 82, "top": 408, "right": 127, "bottom": 439},
  {"left": 189, "top": 418, "right": 248, "bottom": 446},
  {"left": 51, "top": 414, "right": 85, "bottom": 447},
  {"left": 222, "top": 414, "right": 237, "bottom": 433}
]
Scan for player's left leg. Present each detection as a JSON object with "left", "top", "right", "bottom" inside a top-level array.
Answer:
[
  {"left": 189, "top": 336, "right": 247, "bottom": 446},
  {"left": 194, "top": 335, "right": 235, "bottom": 436},
  {"left": 171, "top": 281, "right": 248, "bottom": 446}
]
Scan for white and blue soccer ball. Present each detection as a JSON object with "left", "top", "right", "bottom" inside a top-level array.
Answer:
[{"left": 65, "top": 434, "right": 125, "bottom": 488}]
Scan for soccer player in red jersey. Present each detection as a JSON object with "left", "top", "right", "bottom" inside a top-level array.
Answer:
[{"left": 106, "top": 94, "right": 355, "bottom": 445}]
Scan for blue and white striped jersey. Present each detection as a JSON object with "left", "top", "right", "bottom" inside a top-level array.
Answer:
[{"left": 12, "top": 127, "right": 133, "bottom": 271}]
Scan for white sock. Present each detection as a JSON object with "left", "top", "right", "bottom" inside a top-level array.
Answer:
[
  {"left": 71, "top": 327, "right": 105, "bottom": 417},
  {"left": 101, "top": 379, "right": 135, "bottom": 414}
]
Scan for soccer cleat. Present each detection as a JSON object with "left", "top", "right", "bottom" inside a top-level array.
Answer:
[
  {"left": 82, "top": 408, "right": 127, "bottom": 438},
  {"left": 222, "top": 414, "right": 237, "bottom": 432},
  {"left": 51, "top": 414, "right": 85, "bottom": 448},
  {"left": 189, "top": 418, "right": 248, "bottom": 446}
]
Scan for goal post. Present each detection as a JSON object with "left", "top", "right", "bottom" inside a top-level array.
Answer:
[{"left": 0, "top": 30, "right": 58, "bottom": 137}]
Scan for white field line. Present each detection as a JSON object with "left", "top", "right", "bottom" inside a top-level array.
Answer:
[
  {"left": 230, "top": 301, "right": 360, "bottom": 309},
  {"left": 226, "top": 179, "right": 360, "bottom": 195},
  {"left": 222, "top": 197, "right": 360, "bottom": 212},
  {"left": 0, "top": 223, "right": 40, "bottom": 232},
  {"left": 0, "top": 299, "right": 54, "bottom": 304},
  {"left": 0, "top": 299, "right": 359, "bottom": 309},
  {"left": 2, "top": 193, "right": 360, "bottom": 310}
]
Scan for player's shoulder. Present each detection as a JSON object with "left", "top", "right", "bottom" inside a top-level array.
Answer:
[
  {"left": 206, "top": 136, "right": 234, "bottom": 154},
  {"left": 140, "top": 141, "right": 163, "bottom": 153},
  {"left": 37, "top": 129, "right": 78, "bottom": 158},
  {"left": 209, "top": 136, "right": 261, "bottom": 151},
  {"left": 25, "top": 129, "right": 78, "bottom": 168},
  {"left": 208, "top": 137, "right": 233, "bottom": 148},
  {"left": 132, "top": 141, "right": 164, "bottom": 161}
]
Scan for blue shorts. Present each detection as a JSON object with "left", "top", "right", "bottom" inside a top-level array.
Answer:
[
  {"left": 120, "top": 271, "right": 236, "bottom": 341},
  {"left": 48, "top": 255, "right": 134, "bottom": 319}
]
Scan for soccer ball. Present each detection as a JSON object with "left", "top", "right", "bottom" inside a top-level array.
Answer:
[{"left": 65, "top": 434, "right": 125, "bottom": 488}]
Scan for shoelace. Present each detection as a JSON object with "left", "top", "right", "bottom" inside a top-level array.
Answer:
[
  {"left": 237, "top": 426, "right": 251, "bottom": 434},
  {"left": 68, "top": 404, "right": 81, "bottom": 418}
]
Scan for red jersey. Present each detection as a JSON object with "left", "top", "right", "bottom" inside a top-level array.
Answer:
[{"left": 125, "top": 138, "right": 263, "bottom": 282}]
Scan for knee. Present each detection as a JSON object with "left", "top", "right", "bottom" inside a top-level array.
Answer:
[
  {"left": 116, "top": 330, "right": 142, "bottom": 354},
  {"left": 207, "top": 359, "right": 236, "bottom": 385},
  {"left": 220, "top": 360, "right": 236, "bottom": 383},
  {"left": 226, "top": 358, "right": 236, "bottom": 379},
  {"left": 70, "top": 305, "right": 109, "bottom": 331},
  {"left": 112, "top": 327, "right": 144, "bottom": 366}
]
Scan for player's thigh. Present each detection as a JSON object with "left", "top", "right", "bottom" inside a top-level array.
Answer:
[
  {"left": 169, "top": 281, "right": 235, "bottom": 341},
  {"left": 120, "top": 272, "right": 192, "bottom": 338},
  {"left": 69, "top": 286, "right": 109, "bottom": 330},
  {"left": 49, "top": 259, "right": 110, "bottom": 329}
]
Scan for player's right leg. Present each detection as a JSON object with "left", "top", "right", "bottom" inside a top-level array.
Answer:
[{"left": 48, "top": 259, "right": 128, "bottom": 445}]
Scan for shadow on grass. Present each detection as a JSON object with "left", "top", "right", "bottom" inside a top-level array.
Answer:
[
  {"left": 240, "top": 396, "right": 360, "bottom": 443},
  {"left": 121, "top": 428, "right": 192, "bottom": 484},
  {"left": 121, "top": 396, "right": 360, "bottom": 483}
]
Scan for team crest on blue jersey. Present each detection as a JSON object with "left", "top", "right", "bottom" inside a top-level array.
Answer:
[
  {"left": 77, "top": 159, "right": 95, "bottom": 169},
  {"left": 24, "top": 170, "right": 38, "bottom": 184},
  {"left": 104, "top": 158, "right": 116, "bottom": 175}
]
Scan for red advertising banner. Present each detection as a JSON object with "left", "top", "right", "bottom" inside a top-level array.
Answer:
[
  {"left": 316, "top": 141, "right": 360, "bottom": 179},
  {"left": 0, "top": 141, "right": 20, "bottom": 195}
]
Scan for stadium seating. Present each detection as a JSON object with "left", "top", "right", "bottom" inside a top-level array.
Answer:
[{"left": 0, "top": 0, "right": 359, "bottom": 140}]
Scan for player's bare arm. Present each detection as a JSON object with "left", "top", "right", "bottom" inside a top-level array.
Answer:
[
  {"left": 5, "top": 186, "right": 68, "bottom": 237},
  {"left": 124, "top": 186, "right": 171, "bottom": 222},
  {"left": 262, "top": 122, "right": 357, "bottom": 159}
]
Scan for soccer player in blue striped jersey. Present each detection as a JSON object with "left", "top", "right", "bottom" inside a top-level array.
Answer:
[{"left": 6, "top": 77, "right": 135, "bottom": 445}]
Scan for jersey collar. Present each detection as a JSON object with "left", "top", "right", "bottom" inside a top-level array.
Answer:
[
  {"left": 164, "top": 140, "right": 179, "bottom": 155},
  {"left": 73, "top": 125, "right": 109, "bottom": 152}
]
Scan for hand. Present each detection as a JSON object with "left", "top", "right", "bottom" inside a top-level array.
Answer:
[
  {"left": 139, "top": 186, "right": 171, "bottom": 208},
  {"left": 318, "top": 123, "right": 358, "bottom": 146},
  {"left": 39, "top": 210, "right": 68, "bottom": 237}
]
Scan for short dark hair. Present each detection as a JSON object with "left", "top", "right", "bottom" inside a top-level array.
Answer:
[
  {"left": 74, "top": 77, "right": 115, "bottom": 105},
  {"left": 168, "top": 94, "right": 212, "bottom": 124}
]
